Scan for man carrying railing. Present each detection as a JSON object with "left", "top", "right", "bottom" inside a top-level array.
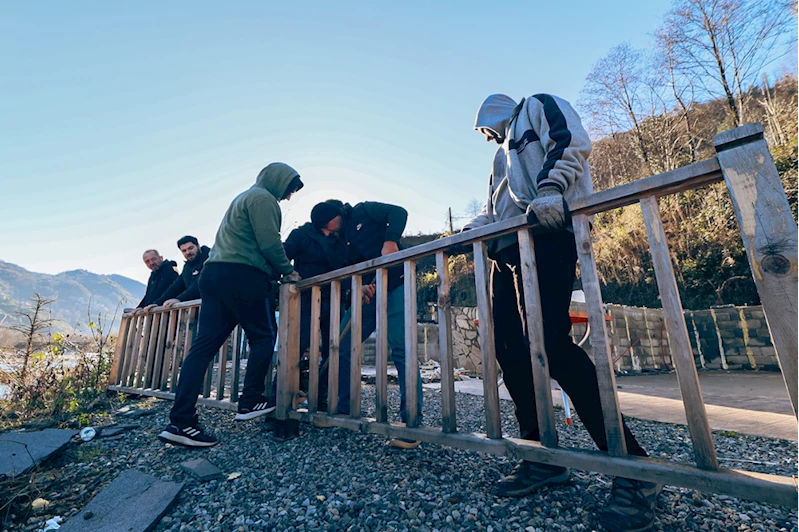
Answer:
[
  {"left": 465, "top": 93, "right": 660, "bottom": 532},
  {"left": 157, "top": 162, "right": 304, "bottom": 448}
]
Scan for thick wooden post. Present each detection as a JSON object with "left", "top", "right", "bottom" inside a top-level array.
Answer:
[
  {"left": 436, "top": 252, "right": 457, "bottom": 433},
  {"left": 473, "top": 241, "right": 502, "bottom": 439},
  {"left": 517, "top": 229, "right": 558, "bottom": 448},
  {"left": 714, "top": 124, "right": 798, "bottom": 417},
  {"left": 276, "top": 282, "right": 301, "bottom": 421},
  {"left": 404, "top": 261, "right": 420, "bottom": 428},
  {"left": 641, "top": 196, "right": 719, "bottom": 470},
  {"left": 307, "top": 286, "right": 322, "bottom": 413},
  {"left": 109, "top": 316, "right": 131, "bottom": 386},
  {"left": 375, "top": 269, "right": 389, "bottom": 423},
  {"left": 573, "top": 214, "right": 627, "bottom": 456}
]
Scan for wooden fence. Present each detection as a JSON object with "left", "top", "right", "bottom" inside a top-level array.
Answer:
[{"left": 109, "top": 124, "right": 797, "bottom": 507}]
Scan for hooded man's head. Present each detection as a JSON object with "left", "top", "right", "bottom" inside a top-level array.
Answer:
[
  {"left": 474, "top": 94, "right": 518, "bottom": 144},
  {"left": 255, "top": 162, "right": 304, "bottom": 201}
]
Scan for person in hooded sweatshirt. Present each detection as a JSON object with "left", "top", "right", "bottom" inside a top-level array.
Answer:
[
  {"left": 279, "top": 201, "right": 349, "bottom": 409},
  {"left": 464, "top": 94, "right": 660, "bottom": 532},
  {"left": 158, "top": 163, "right": 304, "bottom": 448},
  {"left": 325, "top": 199, "right": 424, "bottom": 450},
  {"left": 134, "top": 250, "right": 178, "bottom": 312},
  {"left": 142, "top": 235, "right": 211, "bottom": 310}
]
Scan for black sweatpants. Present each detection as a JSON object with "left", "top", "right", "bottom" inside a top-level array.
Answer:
[
  {"left": 170, "top": 263, "right": 277, "bottom": 427},
  {"left": 491, "top": 231, "right": 647, "bottom": 457}
]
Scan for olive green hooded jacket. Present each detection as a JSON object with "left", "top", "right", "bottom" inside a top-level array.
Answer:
[{"left": 205, "top": 163, "right": 297, "bottom": 277}]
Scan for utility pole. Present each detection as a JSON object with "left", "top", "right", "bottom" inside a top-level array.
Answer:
[{"left": 448, "top": 207, "right": 454, "bottom": 234}]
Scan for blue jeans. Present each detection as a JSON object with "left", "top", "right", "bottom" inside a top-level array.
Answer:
[{"left": 337, "top": 285, "right": 423, "bottom": 422}]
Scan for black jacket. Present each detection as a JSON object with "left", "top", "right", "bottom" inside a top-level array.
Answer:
[
  {"left": 283, "top": 223, "right": 348, "bottom": 299},
  {"left": 137, "top": 260, "right": 179, "bottom": 308},
  {"left": 341, "top": 202, "right": 408, "bottom": 291},
  {"left": 154, "top": 246, "right": 211, "bottom": 305}
]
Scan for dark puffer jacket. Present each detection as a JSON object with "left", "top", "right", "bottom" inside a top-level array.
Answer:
[
  {"left": 154, "top": 245, "right": 211, "bottom": 305},
  {"left": 137, "top": 260, "right": 179, "bottom": 308}
]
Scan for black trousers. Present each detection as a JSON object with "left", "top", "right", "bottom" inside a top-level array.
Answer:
[
  {"left": 170, "top": 263, "right": 277, "bottom": 427},
  {"left": 491, "top": 231, "right": 647, "bottom": 457},
  {"left": 298, "top": 293, "right": 332, "bottom": 398}
]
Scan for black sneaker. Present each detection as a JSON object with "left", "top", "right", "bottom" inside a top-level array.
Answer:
[
  {"left": 158, "top": 424, "right": 218, "bottom": 448},
  {"left": 494, "top": 460, "right": 570, "bottom": 497},
  {"left": 599, "top": 477, "right": 662, "bottom": 532},
  {"left": 235, "top": 396, "right": 275, "bottom": 421}
]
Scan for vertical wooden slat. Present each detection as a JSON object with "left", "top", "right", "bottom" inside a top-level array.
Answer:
[
  {"left": 150, "top": 311, "right": 169, "bottom": 388},
  {"left": 641, "top": 195, "right": 719, "bottom": 470},
  {"left": 436, "top": 252, "right": 457, "bottom": 433},
  {"left": 375, "top": 269, "right": 389, "bottom": 423},
  {"left": 132, "top": 315, "right": 151, "bottom": 387},
  {"left": 404, "top": 261, "right": 420, "bottom": 428},
  {"left": 472, "top": 241, "right": 502, "bottom": 439},
  {"left": 573, "top": 213, "right": 627, "bottom": 457},
  {"left": 215, "top": 334, "right": 229, "bottom": 400},
  {"left": 142, "top": 313, "right": 162, "bottom": 389},
  {"left": 203, "top": 348, "right": 215, "bottom": 398},
  {"left": 327, "top": 280, "right": 341, "bottom": 415},
  {"left": 170, "top": 308, "right": 190, "bottom": 391},
  {"left": 276, "top": 283, "right": 301, "bottom": 420},
  {"left": 713, "top": 124, "right": 798, "bottom": 417},
  {"left": 308, "top": 286, "right": 322, "bottom": 413},
  {"left": 349, "top": 275, "right": 363, "bottom": 418},
  {"left": 160, "top": 309, "right": 179, "bottom": 390},
  {"left": 230, "top": 326, "right": 242, "bottom": 400},
  {"left": 517, "top": 229, "right": 558, "bottom": 448},
  {"left": 125, "top": 315, "right": 144, "bottom": 387},
  {"left": 109, "top": 316, "right": 130, "bottom": 385}
]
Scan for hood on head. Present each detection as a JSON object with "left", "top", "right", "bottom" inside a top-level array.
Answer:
[
  {"left": 255, "top": 162, "right": 301, "bottom": 199},
  {"left": 474, "top": 94, "right": 518, "bottom": 139}
]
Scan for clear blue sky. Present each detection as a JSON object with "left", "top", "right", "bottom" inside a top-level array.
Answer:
[{"left": 1, "top": 0, "right": 678, "bottom": 283}]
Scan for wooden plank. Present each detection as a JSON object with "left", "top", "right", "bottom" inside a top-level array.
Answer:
[
  {"left": 573, "top": 214, "right": 628, "bottom": 456},
  {"left": 349, "top": 275, "right": 363, "bottom": 418},
  {"left": 374, "top": 269, "right": 389, "bottom": 423},
  {"left": 517, "top": 229, "right": 558, "bottom": 448},
  {"left": 124, "top": 315, "right": 144, "bottom": 387},
  {"left": 641, "top": 196, "right": 719, "bottom": 470},
  {"left": 134, "top": 315, "right": 155, "bottom": 388},
  {"left": 327, "top": 280, "right": 341, "bottom": 415},
  {"left": 118, "top": 316, "right": 137, "bottom": 386},
  {"left": 109, "top": 316, "right": 130, "bottom": 386},
  {"left": 110, "top": 385, "right": 238, "bottom": 411},
  {"left": 142, "top": 313, "right": 162, "bottom": 389},
  {"left": 170, "top": 309, "right": 190, "bottom": 391},
  {"left": 435, "top": 252, "right": 457, "bottom": 433},
  {"left": 472, "top": 241, "right": 502, "bottom": 439},
  {"left": 641, "top": 196, "right": 720, "bottom": 466},
  {"left": 713, "top": 124, "right": 799, "bottom": 417},
  {"left": 159, "top": 309, "right": 179, "bottom": 391},
  {"left": 230, "top": 326, "right": 243, "bottom": 400},
  {"left": 307, "top": 286, "right": 322, "bottom": 412},
  {"left": 276, "top": 282, "right": 301, "bottom": 420},
  {"left": 404, "top": 261, "right": 420, "bottom": 428},
  {"left": 150, "top": 311, "right": 169, "bottom": 388},
  {"left": 215, "top": 334, "right": 229, "bottom": 400},
  {"left": 59, "top": 470, "right": 183, "bottom": 532}
]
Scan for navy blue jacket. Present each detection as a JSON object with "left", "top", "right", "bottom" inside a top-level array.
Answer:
[
  {"left": 283, "top": 223, "right": 349, "bottom": 286},
  {"left": 154, "top": 246, "right": 211, "bottom": 305}
]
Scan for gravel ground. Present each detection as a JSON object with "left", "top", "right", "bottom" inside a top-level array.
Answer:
[{"left": 6, "top": 385, "right": 797, "bottom": 532}]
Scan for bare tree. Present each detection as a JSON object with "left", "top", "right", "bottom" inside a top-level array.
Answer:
[
  {"left": 6, "top": 293, "right": 55, "bottom": 382},
  {"left": 465, "top": 198, "right": 483, "bottom": 219},
  {"left": 659, "top": 0, "right": 795, "bottom": 126}
]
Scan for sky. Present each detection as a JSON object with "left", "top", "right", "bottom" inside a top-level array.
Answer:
[{"left": 2, "top": 0, "right": 695, "bottom": 283}]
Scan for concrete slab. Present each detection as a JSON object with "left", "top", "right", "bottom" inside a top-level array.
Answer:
[
  {"left": 60, "top": 469, "right": 183, "bottom": 532},
  {"left": 180, "top": 458, "right": 224, "bottom": 482},
  {"left": 0, "top": 429, "right": 77, "bottom": 478}
]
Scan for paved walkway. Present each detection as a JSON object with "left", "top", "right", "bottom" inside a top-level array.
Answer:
[{"left": 415, "top": 370, "right": 797, "bottom": 441}]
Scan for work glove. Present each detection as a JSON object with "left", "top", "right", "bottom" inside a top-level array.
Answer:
[
  {"left": 280, "top": 271, "right": 302, "bottom": 284},
  {"left": 526, "top": 188, "right": 568, "bottom": 231}
]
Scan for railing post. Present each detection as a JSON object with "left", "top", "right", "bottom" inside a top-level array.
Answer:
[
  {"left": 375, "top": 269, "right": 389, "bottom": 423},
  {"left": 350, "top": 275, "right": 363, "bottom": 418},
  {"left": 276, "top": 281, "right": 301, "bottom": 437},
  {"left": 109, "top": 315, "right": 131, "bottom": 386},
  {"left": 327, "top": 280, "right": 342, "bottom": 415},
  {"left": 160, "top": 309, "right": 179, "bottom": 390},
  {"left": 307, "top": 286, "right": 322, "bottom": 413},
  {"left": 473, "top": 241, "right": 502, "bottom": 439},
  {"left": 404, "top": 261, "right": 420, "bottom": 428},
  {"left": 713, "top": 123, "right": 798, "bottom": 417},
  {"left": 436, "top": 253, "right": 457, "bottom": 433}
]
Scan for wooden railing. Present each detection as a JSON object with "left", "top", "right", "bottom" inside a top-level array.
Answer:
[{"left": 109, "top": 124, "right": 797, "bottom": 507}]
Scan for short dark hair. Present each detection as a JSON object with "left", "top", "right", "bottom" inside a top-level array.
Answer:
[{"left": 177, "top": 235, "right": 199, "bottom": 248}]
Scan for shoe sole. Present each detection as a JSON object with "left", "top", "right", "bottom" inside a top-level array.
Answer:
[
  {"left": 389, "top": 439, "right": 421, "bottom": 449},
  {"left": 158, "top": 431, "right": 217, "bottom": 448},
  {"left": 234, "top": 406, "right": 276, "bottom": 421},
  {"left": 495, "top": 470, "right": 570, "bottom": 497}
]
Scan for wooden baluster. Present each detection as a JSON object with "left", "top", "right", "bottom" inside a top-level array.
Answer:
[
  {"left": 159, "top": 309, "right": 179, "bottom": 390},
  {"left": 436, "top": 252, "right": 457, "bottom": 433},
  {"left": 216, "top": 334, "right": 229, "bottom": 400},
  {"left": 375, "top": 269, "right": 389, "bottom": 423},
  {"left": 308, "top": 286, "right": 322, "bottom": 412},
  {"left": 473, "top": 241, "right": 502, "bottom": 439},
  {"left": 230, "top": 326, "right": 243, "bottom": 400},
  {"left": 142, "top": 313, "right": 162, "bottom": 389},
  {"left": 327, "top": 281, "right": 341, "bottom": 415},
  {"left": 350, "top": 275, "right": 363, "bottom": 418},
  {"left": 276, "top": 283, "right": 301, "bottom": 420},
  {"left": 641, "top": 195, "right": 719, "bottom": 470},
  {"left": 109, "top": 316, "right": 131, "bottom": 386},
  {"left": 124, "top": 314, "right": 143, "bottom": 387},
  {"left": 404, "top": 261, "right": 420, "bottom": 428}
]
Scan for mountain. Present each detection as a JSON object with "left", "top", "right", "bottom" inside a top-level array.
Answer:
[{"left": 0, "top": 260, "right": 145, "bottom": 334}]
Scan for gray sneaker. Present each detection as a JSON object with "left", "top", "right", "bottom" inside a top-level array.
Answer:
[
  {"left": 494, "top": 460, "right": 570, "bottom": 497},
  {"left": 599, "top": 477, "right": 662, "bottom": 532}
]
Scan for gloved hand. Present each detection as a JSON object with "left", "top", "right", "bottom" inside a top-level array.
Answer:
[
  {"left": 280, "top": 271, "right": 302, "bottom": 284},
  {"left": 527, "top": 188, "right": 567, "bottom": 231}
]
